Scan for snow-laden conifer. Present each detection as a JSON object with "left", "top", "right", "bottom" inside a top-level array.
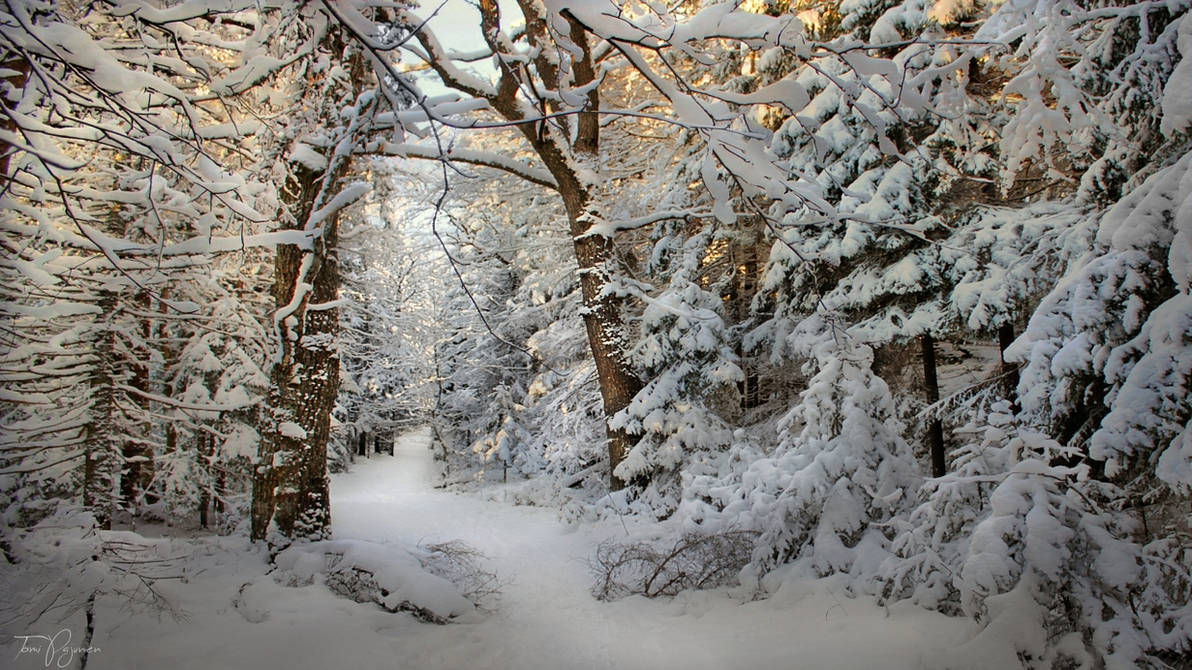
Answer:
[
  {"left": 611, "top": 229, "right": 742, "bottom": 516},
  {"left": 690, "top": 315, "right": 920, "bottom": 577}
]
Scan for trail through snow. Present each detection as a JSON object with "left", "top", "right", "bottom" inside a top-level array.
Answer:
[
  {"left": 64, "top": 428, "right": 1015, "bottom": 670},
  {"left": 331, "top": 428, "right": 635, "bottom": 669},
  {"left": 328, "top": 428, "right": 1008, "bottom": 670}
]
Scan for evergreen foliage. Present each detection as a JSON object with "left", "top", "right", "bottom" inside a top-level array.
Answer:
[{"left": 1, "top": 0, "right": 1190, "bottom": 664}]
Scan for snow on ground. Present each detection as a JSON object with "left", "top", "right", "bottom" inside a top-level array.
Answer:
[{"left": 4, "top": 428, "right": 1019, "bottom": 670}]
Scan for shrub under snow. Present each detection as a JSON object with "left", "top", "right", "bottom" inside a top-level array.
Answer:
[{"left": 274, "top": 539, "right": 490, "bottom": 624}]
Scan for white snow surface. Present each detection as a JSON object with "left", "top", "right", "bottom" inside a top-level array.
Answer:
[{"left": 12, "top": 429, "right": 1020, "bottom": 670}]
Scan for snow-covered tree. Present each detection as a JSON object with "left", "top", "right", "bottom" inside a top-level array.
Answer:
[
  {"left": 884, "top": 415, "right": 1192, "bottom": 668},
  {"left": 686, "top": 315, "right": 920, "bottom": 577},
  {"left": 1015, "top": 151, "right": 1192, "bottom": 492},
  {"left": 611, "top": 228, "right": 742, "bottom": 516},
  {"left": 873, "top": 5, "right": 1192, "bottom": 664},
  {"left": 0, "top": 0, "right": 279, "bottom": 528}
]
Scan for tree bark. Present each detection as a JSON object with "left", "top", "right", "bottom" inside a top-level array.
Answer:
[
  {"left": 452, "top": 2, "right": 644, "bottom": 489},
  {"left": 251, "top": 23, "right": 363, "bottom": 542},
  {"left": 120, "top": 291, "right": 154, "bottom": 509},
  {"left": 920, "top": 334, "right": 946, "bottom": 477},
  {"left": 251, "top": 160, "right": 346, "bottom": 541},
  {"left": 730, "top": 233, "right": 761, "bottom": 411},
  {"left": 254, "top": 220, "right": 341, "bottom": 541},
  {"left": 85, "top": 292, "right": 118, "bottom": 529},
  {"left": 998, "top": 322, "right": 1020, "bottom": 411},
  {"left": 571, "top": 213, "right": 644, "bottom": 490},
  {"left": 0, "top": 55, "right": 29, "bottom": 176}
]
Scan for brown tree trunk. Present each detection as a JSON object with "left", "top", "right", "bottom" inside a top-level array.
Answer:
[
  {"left": 120, "top": 291, "right": 154, "bottom": 509},
  {"left": 921, "top": 334, "right": 946, "bottom": 477},
  {"left": 214, "top": 471, "right": 226, "bottom": 515},
  {"left": 251, "top": 24, "right": 362, "bottom": 542},
  {"left": 288, "top": 229, "right": 341, "bottom": 536},
  {"left": 253, "top": 226, "right": 341, "bottom": 541},
  {"left": 570, "top": 212, "right": 643, "bottom": 490},
  {"left": 251, "top": 165, "right": 346, "bottom": 541},
  {"left": 199, "top": 454, "right": 210, "bottom": 530},
  {"left": 534, "top": 156, "right": 646, "bottom": 488},
  {"left": 731, "top": 235, "right": 761, "bottom": 411},
  {"left": 85, "top": 292, "right": 118, "bottom": 529},
  {"left": 0, "top": 56, "right": 29, "bottom": 176}
]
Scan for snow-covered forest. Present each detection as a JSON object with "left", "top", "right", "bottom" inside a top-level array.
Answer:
[{"left": 1, "top": 0, "right": 1190, "bottom": 668}]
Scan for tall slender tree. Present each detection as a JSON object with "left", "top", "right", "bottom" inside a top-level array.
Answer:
[{"left": 404, "top": 0, "right": 645, "bottom": 487}]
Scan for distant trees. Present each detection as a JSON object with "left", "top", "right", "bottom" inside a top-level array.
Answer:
[
  {"left": 424, "top": 162, "right": 598, "bottom": 483},
  {"left": 335, "top": 180, "right": 432, "bottom": 469}
]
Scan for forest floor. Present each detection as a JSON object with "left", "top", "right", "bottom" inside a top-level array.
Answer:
[{"left": 5, "top": 428, "right": 1019, "bottom": 670}]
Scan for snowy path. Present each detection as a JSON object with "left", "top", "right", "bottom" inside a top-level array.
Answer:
[
  {"left": 331, "top": 428, "right": 665, "bottom": 670},
  {"left": 326, "top": 428, "right": 995, "bottom": 670},
  {"left": 77, "top": 428, "right": 1008, "bottom": 670}
]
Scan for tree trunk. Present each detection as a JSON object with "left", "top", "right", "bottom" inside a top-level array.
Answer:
[
  {"left": 120, "top": 291, "right": 154, "bottom": 509},
  {"left": 199, "top": 478, "right": 210, "bottom": 529},
  {"left": 251, "top": 171, "right": 344, "bottom": 541},
  {"left": 0, "top": 55, "right": 29, "bottom": 176},
  {"left": 998, "top": 322, "right": 1020, "bottom": 411},
  {"left": 85, "top": 292, "right": 118, "bottom": 529},
  {"left": 730, "top": 233, "right": 761, "bottom": 411},
  {"left": 215, "top": 470, "right": 226, "bottom": 514},
  {"left": 571, "top": 220, "right": 643, "bottom": 490},
  {"left": 251, "top": 24, "right": 362, "bottom": 542},
  {"left": 920, "top": 334, "right": 946, "bottom": 477},
  {"left": 253, "top": 225, "right": 342, "bottom": 541}
]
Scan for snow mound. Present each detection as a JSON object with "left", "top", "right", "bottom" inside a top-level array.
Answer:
[{"left": 274, "top": 539, "right": 481, "bottom": 623}]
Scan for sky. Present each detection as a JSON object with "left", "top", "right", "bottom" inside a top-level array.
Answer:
[
  {"left": 411, "top": 0, "right": 484, "bottom": 41},
  {"left": 407, "top": 0, "right": 522, "bottom": 93}
]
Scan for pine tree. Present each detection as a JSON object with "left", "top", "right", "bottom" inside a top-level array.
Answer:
[
  {"left": 611, "top": 228, "right": 742, "bottom": 516},
  {"left": 0, "top": 0, "right": 274, "bottom": 528},
  {"left": 696, "top": 315, "right": 920, "bottom": 577}
]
